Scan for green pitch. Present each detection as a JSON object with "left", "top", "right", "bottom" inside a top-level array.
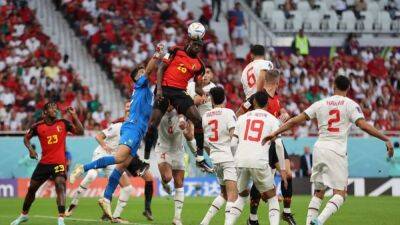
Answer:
[{"left": 0, "top": 196, "right": 399, "bottom": 225}]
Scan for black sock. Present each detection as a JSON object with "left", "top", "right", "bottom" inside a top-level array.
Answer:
[
  {"left": 144, "top": 181, "right": 153, "bottom": 210},
  {"left": 281, "top": 177, "right": 293, "bottom": 209},
  {"left": 58, "top": 205, "right": 65, "bottom": 214},
  {"left": 194, "top": 128, "right": 204, "bottom": 156},
  {"left": 250, "top": 184, "right": 261, "bottom": 215},
  {"left": 144, "top": 125, "right": 158, "bottom": 160}
]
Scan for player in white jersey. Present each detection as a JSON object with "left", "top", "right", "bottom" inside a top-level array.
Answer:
[
  {"left": 225, "top": 91, "right": 286, "bottom": 225},
  {"left": 155, "top": 106, "right": 191, "bottom": 225},
  {"left": 200, "top": 87, "right": 237, "bottom": 225},
  {"left": 236, "top": 44, "right": 274, "bottom": 117},
  {"left": 262, "top": 76, "right": 394, "bottom": 225}
]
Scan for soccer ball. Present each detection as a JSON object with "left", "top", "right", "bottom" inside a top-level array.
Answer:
[{"left": 188, "top": 22, "right": 206, "bottom": 40}]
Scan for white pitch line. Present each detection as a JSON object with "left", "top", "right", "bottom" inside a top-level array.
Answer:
[{"left": 33, "top": 215, "right": 153, "bottom": 225}]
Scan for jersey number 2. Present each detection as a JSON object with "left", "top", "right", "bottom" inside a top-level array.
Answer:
[
  {"left": 247, "top": 67, "right": 256, "bottom": 88},
  {"left": 328, "top": 109, "right": 340, "bottom": 132},
  {"left": 244, "top": 119, "right": 264, "bottom": 142},
  {"left": 208, "top": 120, "right": 219, "bottom": 142}
]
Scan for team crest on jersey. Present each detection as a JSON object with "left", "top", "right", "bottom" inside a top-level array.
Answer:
[{"left": 57, "top": 125, "right": 62, "bottom": 132}]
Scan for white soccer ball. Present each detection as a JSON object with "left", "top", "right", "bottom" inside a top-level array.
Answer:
[{"left": 188, "top": 22, "right": 206, "bottom": 40}]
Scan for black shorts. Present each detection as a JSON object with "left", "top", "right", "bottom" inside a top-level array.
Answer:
[
  {"left": 31, "top": 163, "right": 67, "bottom": 181},
  {"left": 268, "top": 141, "right": 289, "bottom": 169},
  {"left": 126, "top": 156, "right": 145, "bottom": 177},
  {"left": 154, "top": 86, "right": 194, "bottom": 115}
]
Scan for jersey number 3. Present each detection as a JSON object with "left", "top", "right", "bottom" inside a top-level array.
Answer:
[
  {"left": 328, "top": 109, "right": 340, "bottom": 132},
  {"left": 208, "top": 120, "right": 219, "bottom": 142},
  {"left": 244, "top": 119, "right": 264, "bottom": 142}
]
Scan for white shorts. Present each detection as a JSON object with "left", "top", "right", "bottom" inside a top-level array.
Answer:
[
  {"left": 156, "top": 148, "right": 185, "bottom": 171},
  {"left": 214, "top": 161, "right": 237, "bottom": 185},
  {"left": 237, "top": 167, "right": 275, "bottom": 193},
  {"left": 311, "top": 147, "right": 348, "bottom": 191},
  {"left": 92, "top": 146, "right": 115, "bottom": 177}
]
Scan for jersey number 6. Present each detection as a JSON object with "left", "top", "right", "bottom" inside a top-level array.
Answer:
[{"left": 247, "top": 67, "right": 256, "bottom": 88}]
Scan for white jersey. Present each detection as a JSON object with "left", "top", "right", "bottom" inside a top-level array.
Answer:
[
  {"left": 202, "top": 107, "right": 237, "bottom": 164},
  {"left": 241, "top": 59, "right": 274, "bottom": 99},
  {"left": 304, "top": 95, "right": 364, "bottom": 156},
  {"left": 187, "top": 81, "right": 217, "bottom": 116},
  {"left": 100, "top": 122, "right": 122, "bottom": 152},
  {"left": 234, "top": 109, "right": 280, "bottom": 169},
  {"left": 155, "top": 110, "right": 184, "bottom": 152}
]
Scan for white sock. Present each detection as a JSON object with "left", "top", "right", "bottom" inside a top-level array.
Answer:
[
  {"left": 249, "top": 213, "right": 258, "bottom": 221},
  {"left": 71, "top": 169, "right": 97, "bottom": 205},
  {"left": 201, "top": 195, "right": 226, "bottom": 225},
  {"left": 306, "top": 196, "right": 322, "bottom": 225},
  {"left": 283, "top": 208, "right": 291, "bottom": 214},
  {"left": 187, "top": 139, "right": 197, "bottom": 154},
  {"left": 268, "top": 196, "right": 280, "bottom": 225},
  {"left": 318, "top": 194, "right": 344, "bottom": 224},
  {"left": 112, "top": 185, "right": 133, "bottom": 218},
  {"left": 224, "top": 196, "right": 247, "bottom": 225},
  {"left": 224, "top": 201, "right": 234, "bottom": 223},
  {"left": 174, "top": 187, "right": 185, "bottom": 220}
]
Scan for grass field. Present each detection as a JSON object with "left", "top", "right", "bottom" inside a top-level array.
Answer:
[{"left": 0, "top": 196, "right": 399, "bottom": 225}]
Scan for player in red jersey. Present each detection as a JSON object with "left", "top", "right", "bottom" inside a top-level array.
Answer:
[
  {"left": 141, "top": 39, "right": 213, "bottom": 175},
  {"left": 11, "top": 103, "right": 84, "bottom": 225}
]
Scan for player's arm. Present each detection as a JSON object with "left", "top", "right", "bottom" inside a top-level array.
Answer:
[
  {"left": 145, "top": 43, "right": 165, "bottom": 77},
  {"left": 274, "top": 137, "right": 288, "bottom": 188},
  {"left": 66, "top": 107, "right": 84, "bottom": 135},
  {"left": 355, "top": 118, "right": 394, "bottom": 157},
  {"left": 194, "top": 65, "right": 205, "bottom": 96},
  {"left": 278, "top": 108, "right": 290, "bottom": 123},
  {"left": 156, "top": 62, "right": 167, "bottom": 99},
  {"left": 24, "top": 127, "right": 38, "bottom": 159},
  {"left": 95, "top": 131, "right": 113, "bottom": 153},
  {"left": 262, "top": 113, "right": 308, "bottom": 145},
  {"left": 256, "top": 70, "right": 267, "bottom": 92}
]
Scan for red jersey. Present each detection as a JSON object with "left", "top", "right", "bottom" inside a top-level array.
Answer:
[
  {"left": 162, "top": 47, "right": 205, "bottom": 90},
  {"left": 29, "top": 119, "right": 73, "bottom": 165},
  {"left": 267, "top": 92, "right": 281, "bottom": 117}
]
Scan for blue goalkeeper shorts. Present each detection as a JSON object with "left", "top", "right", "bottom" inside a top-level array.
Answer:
[{"left": 119, "top": 122, "right": 145, "bottom": 156}]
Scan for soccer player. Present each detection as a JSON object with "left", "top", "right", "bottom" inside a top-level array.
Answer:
[
  {"left": 11, "top": 103, "right": 84, "bottom": 225},
  {"left": 141, "top": 38, "right": 213, "bottom": 174},
  {"left": 200, "top": 87, "right": 238, "bottom": 225},
  {"left": 262, "top": 75, "right": 394, "bottom": 225},
  {"left": 69, "top": 45, "right": 162, "bottom": 219},
  {"left": 248, "top": 69, "right": 296, "bottom": 225},
  {"left": 225, "top": 91, "right": 285, "bottom": 225},
  {"left": 155, "top": 106, "right": 191, "bottom": 225}
]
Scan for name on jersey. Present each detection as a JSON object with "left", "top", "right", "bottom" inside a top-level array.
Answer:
[
  {"left": 248, "top": 112, "right": 268, "bottom": 118},
  {"left": 206, "top": 110, "right": 222, "bottom": 117},
  {"left": 326, "top": 100, "right": 345, "bottom": 106}
]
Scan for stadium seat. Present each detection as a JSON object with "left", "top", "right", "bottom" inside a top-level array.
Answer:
[
  {"left": 290, "top": 11, "right": 304, "bottom": 31},
  {"left": 297, "top": 1, "right": 311, "bottom": 12},
  {"left": 271, "top": 10, "right": 286, "bottom": 31},
  {"left": 368, "top": 1, "right": 380, "bottom": 14},
  {"left": 375, "top": 11, "right": 392, "bottom": 32},
  {"left": 338, "top": 11, "right": 356, "bottom": 31},
  {"left": 359, "top": 11, "right": 375, "bottom": 32},
  {"left": 262, "top": 1, "right": 275, "bottom": 22},
  {"left": 304, "top": 11, "right": 321, "bottom": 31},
  {"left": 320, "top": 11, "right": 339, "bottom": 31}
]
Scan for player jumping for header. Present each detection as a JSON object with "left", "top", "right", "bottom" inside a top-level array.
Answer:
[{"left": 262, "top": 75, "right": 394, "bottom": 225}]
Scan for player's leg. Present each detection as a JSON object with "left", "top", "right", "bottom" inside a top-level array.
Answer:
[
  {"left": 66, "top": 169, "right": 98, "bottom": 216},
  {"left": 225, "top": 168, "right": 250, "bottom": 225},
  {"left": 260, "top": 187, "right": 280, "bottom": 225},
  {"left": 314, "top": 189, "right": 345, "bottom": 225},
  {"left": 306, "top": 187, "right": 325, "bottom": 225},
  {"left": 111, "top": 172, "right": 133, "bottom": 222},
  {"left": 172, "top": 169, "right": 185, "bottom": 225},
  {"left": 248, "top": 184, "right": 261, "bottom": 225},
  {"left": 184, "top": 122, "right": 197, "bottom": 155},
  {"left": 158, "top": 153, "right": 173, "bottom": 195},
  {"left": 142, "top": 170, "right": 154, "bottom": 221},
  {"left": 200, "top": 187, "right": 227, "bottom": 225},
  {"left": 54, "top": 176, "right": 67, "bottom": 225},
  {"left": 11, "top": 178, "right": 47, "bottom": 225},
  {"left": 279, "top": 145, "right": 296, "bottom": 224},
  {"left": 256, "top": 168, "right": 280, "bottom": 225}
]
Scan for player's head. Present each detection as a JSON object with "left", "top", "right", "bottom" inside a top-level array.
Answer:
[
  {"left": 265, "top": 69, "right": 280, "bottom": 86},
  {"left": 203, "top": 65, "right": 214, "bottom": 84},
  {"left": 333, "top": 75, "right": 351, "bottom": 93},
  {"left": 209, "top": 86, "right": 225, "bottom": 106},
  {"left": 43, "top": 102, "right": 58, "bottom": 119},
  {"left": 252, "top": 91, "right": 268, "bottom": 109},
  {"left": 186, "top": 39, "right": 203, "bottom": 56},
  {"left": 250, "top": 44, "right": 265, "bottom": 59},
  {"left": 130, "top": 64, "right": 146, "bottom": 82}
]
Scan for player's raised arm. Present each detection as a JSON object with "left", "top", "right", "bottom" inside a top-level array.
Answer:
[
  {"left": 355, "top": 118, "right": 394, "bottom": 157},
  {"left": 256, "top": 69, "right": 267, "bottom": 92},
  {"left": 194, "top": 67, "right": 205, "bottom": 96},
  {"left": 145, "top": 43, "right": 165, "bottom": 77},
  {"left": 66, "top": 107, "right": 84, "bottom": 135},
  {"left": 24, "top": 127, "right": 38, "bottom": 159}
]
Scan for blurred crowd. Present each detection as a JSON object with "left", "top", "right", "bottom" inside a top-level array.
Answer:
[{"left": 0, "top": 0, "right": 399, "bottom": 137}]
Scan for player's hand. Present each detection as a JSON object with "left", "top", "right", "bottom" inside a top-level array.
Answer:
[
  {"left": 261, "top": 134, "right": 276, "bottom": 145},
  {"left": 278, "top": 112, "right": 290, "bottom": 123},
  {"left": 29, "top": 149, "right": 38, "bottom": 160},
  {"left": 66, "top": 107, "right": 77, "bottom": 115},
  {"left": 280, "top": 169, "right": 288, "bottom": 189},
  {"left": 178, "top": 117, "right": 187, "bottom": 130},
  {"left": 386, "top": 141, "right": 394, "bottom": 158},
  {"left": 154, "top": 43, "right": 165, "bottom": 57},
  {"left": 156, "top": 88, "right": 164, "bottom": 102}
]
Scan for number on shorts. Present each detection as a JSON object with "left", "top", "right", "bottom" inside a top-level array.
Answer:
[
  {"left": 54, "top": 165, "right": 65, "bottom": 173},
  {"left": 327, "top": 109, "right": 340, "bottom": 132},
  {"left": 244, "top": 119, "right": 264, "bottom": 142},
  {"left": 208, "top": 119, "right": 219, "bottom": 142},
  {"left": 247, "top": 67, "right": 256, "bottom": 88}
]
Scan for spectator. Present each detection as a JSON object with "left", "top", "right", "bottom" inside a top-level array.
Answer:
[
  {"left": 343, "top": 33, "right": 360, "bottom": 56},
  {"left": 92, "top": 104, "right": 105, "bottom": 123},
  {"left": 354, "top": 0, "right": 367, "bottom": 19},
  {"left": 0, "top": 87, "right": 15, "bottom": 106},
  {"left": 300, "top": 146, "right": 313, "bottom": 177},
  {"left": 88, "top": 93, "right": 101, "bottom": 112},
  {"left": 332, "top": 0, "right": 347, "bottom": 16},
  {"left": 212, "top": 0, "right": 221, "bottom": 22},
  {"left": 44, "top": 60, "right": 61, "bottom": 82},
  {"left": 386, "top": 0, "right": 400, "bottom": 19},
  {"left": 228, "top": 2, "right": 246, "bottom": 45},
  {"left": 176, "top": 1, "right": 189, "bottom": 21},
  {"left": 199, "top": 0, "right": 213, "bottom": 28},
  {"left": 291, "top": 28, "right": 310, "bottom": 56},
  {"left": 283, "top": 0, "right": 296, "bottom": 19}
]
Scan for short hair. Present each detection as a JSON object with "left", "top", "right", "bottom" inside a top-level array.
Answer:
[
  {"left": 44, "top": 102, "right": 57, "bottom": 111},
  {"left": 250, "top": 45, "right": 265, "bottom": 57},
  {"left": 209, "top": 86, "right": 225, "bottom": 105},
  {"left": 395, "top": 142, "right": 399, "bottom": 148},
  {"left": 253, "top": 91, "right": 268, "bottom": 108},
  {"left": 130, "top": 64, "right": 145, "bottom": 80},
  {"left": 265, "top": 69, "right": 280, "bottom": 83},
  {"left": 334, "top": 75, "right": 350, "bottom": 91}
]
